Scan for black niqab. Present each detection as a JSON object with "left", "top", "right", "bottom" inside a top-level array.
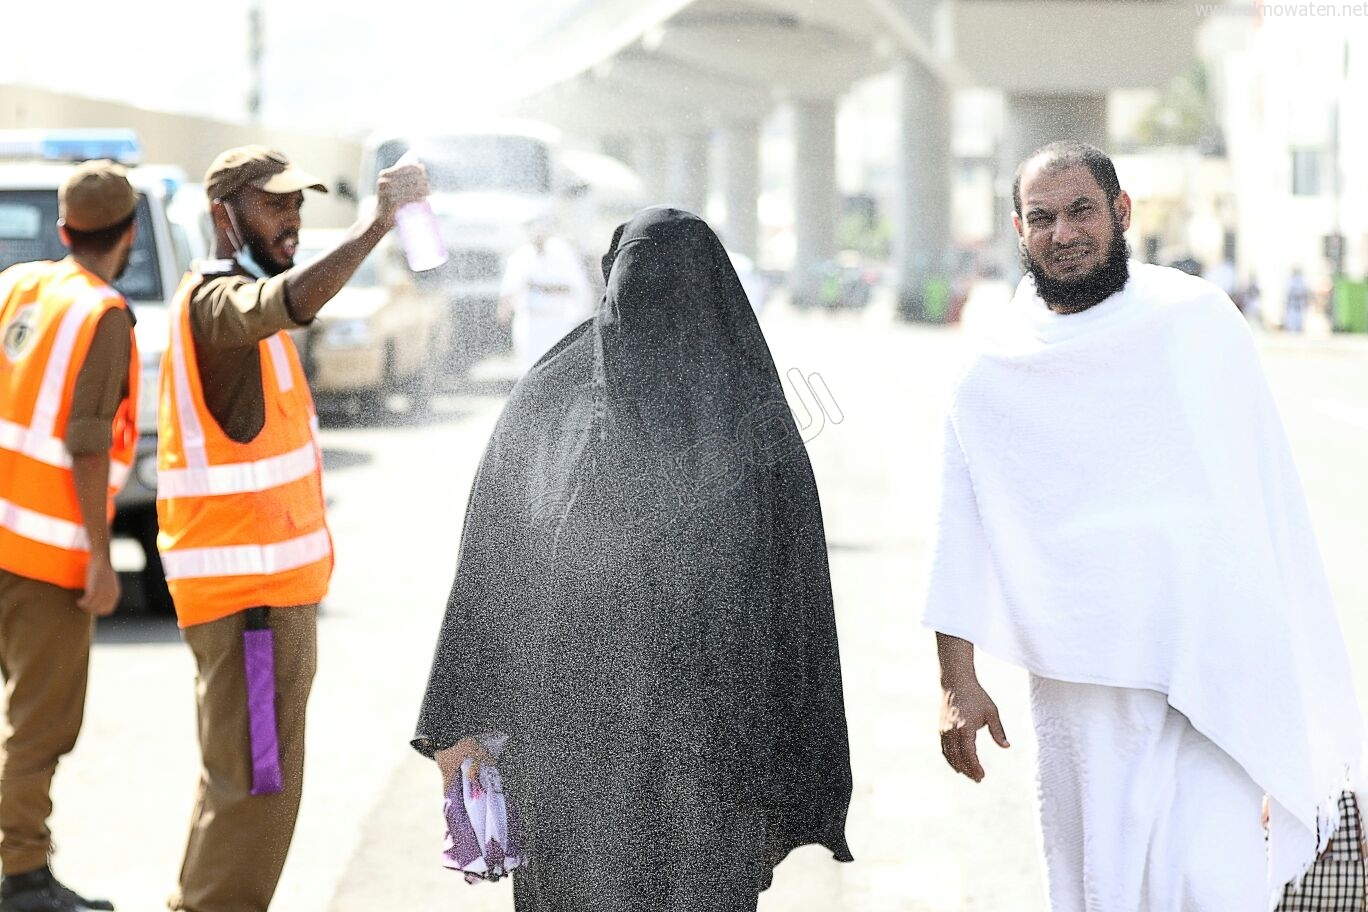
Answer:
[{"left": 415, "top": 208, "right": 853, "bottom": 912}]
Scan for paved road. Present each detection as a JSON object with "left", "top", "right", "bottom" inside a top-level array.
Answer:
[{"left": 42, "top": 296, "right": 1368, "bottom": 911}]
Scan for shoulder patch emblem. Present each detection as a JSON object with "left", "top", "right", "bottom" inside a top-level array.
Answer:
[{"left": 2, "top": 304, "right": 39, "bottom": 363}]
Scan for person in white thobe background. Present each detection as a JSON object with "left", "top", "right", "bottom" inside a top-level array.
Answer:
[
  {"left": 497, "top": 217, "right": 594, "bottom": 375},
  {"left": 1284, "top": 267, "right": 1311, "bottom": 333}
]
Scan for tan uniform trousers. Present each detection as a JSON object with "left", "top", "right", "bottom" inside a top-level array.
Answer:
[
  {"left": 170, "top": 605, "right": 316, "bottom": 912},
  {"left": 0, "top": 569, "right": 94, "bottom": 876}
]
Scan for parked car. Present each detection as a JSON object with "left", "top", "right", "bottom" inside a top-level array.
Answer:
[
  {"left": 0, "top": 129, "right": 209, "bottom": 613},
  {"left": 289, "top": 229, "right": 448, "bottom": 416}
]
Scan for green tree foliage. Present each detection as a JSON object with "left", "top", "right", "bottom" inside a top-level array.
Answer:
[{"left": 1135, "top": 63, "right": 1221, "bottom": 150}]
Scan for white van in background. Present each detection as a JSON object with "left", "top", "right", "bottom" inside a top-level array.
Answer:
[
  {"left": 0, "top": 130, "right": 210, "bottom": 612},
  {"left": 357, "top": 122, "right": 645, "bottom": 374}
]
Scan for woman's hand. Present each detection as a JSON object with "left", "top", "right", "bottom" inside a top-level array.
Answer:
[{"left": 435, "top": 737, "right": 497, "bottom": 792}]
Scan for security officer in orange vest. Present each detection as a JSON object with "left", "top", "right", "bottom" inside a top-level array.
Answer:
[
  {"left": 0, "top": 161, "right": 139, "bottom": 912},
  {"left": 156, "top": 147, "right": 427, "bottom": 912}
]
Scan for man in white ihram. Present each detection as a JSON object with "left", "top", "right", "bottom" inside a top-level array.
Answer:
[
  {"left": 923, "top": 141, "right": 1365, "bottom": 911},
  {"left": 497, "top": 216, "right": 593, "bottom": 375}
]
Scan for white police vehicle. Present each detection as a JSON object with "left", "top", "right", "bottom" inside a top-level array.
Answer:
[{"left": 0, "top": 130, "right": 210, "bottom": 612}]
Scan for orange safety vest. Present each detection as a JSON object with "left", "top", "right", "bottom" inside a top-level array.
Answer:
[
  {"left": 156, "top": 271, "right": 332, "bottom": 627},
  {"left": 0, "top": 258, "right": 139, "bottom": 590}
]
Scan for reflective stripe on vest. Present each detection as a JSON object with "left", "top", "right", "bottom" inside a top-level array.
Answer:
[
  {"left": 0, "top": 415, "right": 69, "bottom": 466},
  {"left": 0, "top": 496, "right": 89, "bottom": 552},
  {"left": 156, "top": 437, "right": 316, "bottom": 498},
  {"left": 31, "top": 288, "right": 103, "bottom": 435},
  {"left": 167, "top": 283, "right": 210, "bottom": 471},
  {"left": 0, "top": 416, "right": 133, "bottom": 488},
  {"left": 161, "top": 527, "right": 330, "bottom": 580},
  {"left": 266, "top": 334, "right": 294, "bottom": 393}
]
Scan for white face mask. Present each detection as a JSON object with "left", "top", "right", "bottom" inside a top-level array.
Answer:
[{"left": 222, "top": 202, "right": 269, "bottom": 280}]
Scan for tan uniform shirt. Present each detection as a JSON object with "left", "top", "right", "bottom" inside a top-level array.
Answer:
[
  {"left": 187, "top": 269, "right": 304, "bottom": 444},
  {"left": 65, "top": 307, "right": 134, "bottom": 455}
]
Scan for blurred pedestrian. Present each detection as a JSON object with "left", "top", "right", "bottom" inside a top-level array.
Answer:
[
  {"left": 0, "top": 160, "right": 138, "bottom": 912},
  {"left": 497, "top": 216, "right": 593, "bottom": 375},
  {"left": 156, "top": 146, "right": 429, "bottom": 912},
  {"left": 925, "top": 141, "right": 1365, "bottom": 912},
  {"left": 1242, "top": 277, "right": 1264, "bottom": 327},
  {"left": 1203, "top": 255, "right": 1237, "bottom": 302},
  {"left": 415, "top": 208, "right": 854, "bottom": 912},
  {"left": 1285, "top": 267, "right": 1311, "bottom": 332}
]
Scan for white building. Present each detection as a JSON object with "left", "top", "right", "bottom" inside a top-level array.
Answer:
[{"left": 1215, "top": 11, "right": 1368, "bottom": 317}]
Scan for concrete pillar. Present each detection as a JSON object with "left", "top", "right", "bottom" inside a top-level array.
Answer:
[
  {"left": 632, "top": 132, "right": 669, "bottom": 206},
  {"left": 718, "top": 120, "right": 761, "bottom": 259},
  {"left": 893, "top": 57, "right": 952, "bottom": 320},
  {"left": 996, "top": 93, "right": 1108, "bottom": 277},
  {"left": 792, "top": 99, "right": 838, "bottom": 307},
  {"left": 665, "top": 131, "right": 710, "bottom": 215}
]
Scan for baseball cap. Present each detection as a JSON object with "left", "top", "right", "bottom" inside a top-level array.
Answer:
[
  {"left": 204, "top": 145, "right": 328, "bottom": 201},
  {"left": 59, "top": 160, "right": 138, "bottom": 232}
]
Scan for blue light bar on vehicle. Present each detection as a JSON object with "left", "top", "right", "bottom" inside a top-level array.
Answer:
[
  {"left": 134, "top": 164, "right": 187, "bottom": 200},
  {"left": 0, "top": 129, "right": 143, "bottom": 165}
]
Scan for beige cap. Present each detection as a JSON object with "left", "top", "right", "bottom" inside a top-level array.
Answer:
[
  {"left": 59, "top": 160, "right": 138, "bottom": 232},
  {"left": 204, "top": 145, "right": 328, "bottom": 201}
]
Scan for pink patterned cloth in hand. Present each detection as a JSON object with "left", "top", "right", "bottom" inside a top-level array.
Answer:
[{"left": 441, "top": 753, "right": 526, "bottom": 883}]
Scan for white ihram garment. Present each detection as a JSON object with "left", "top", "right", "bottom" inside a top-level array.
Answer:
[
  {"left": 1030, "top": 675, "right": 1266, "bottom": 912},
  {"left": 922, "top": 262, "right": 1366, "bottom": 911}
]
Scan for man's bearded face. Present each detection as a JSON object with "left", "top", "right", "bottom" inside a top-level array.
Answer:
[
  {"left": 226, "top": 187, "right": 303, "bottom": 276},
  {"left": 1020, "top": 206, "right": 1130, "bottom": 312},
  {"left": 1015, "top": 162, "right": 1132, "bottom": 312}
]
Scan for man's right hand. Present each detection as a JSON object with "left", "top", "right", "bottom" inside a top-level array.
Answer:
[
  {"left": 939, "top": 679, "right": 1010, "bottom": 782},
  {"left": 286, "top": 162, "right": 432, "bottom": 322},
  {"left": 374, "top": 161, "right": 431, "bottom": 228},
  {"left": 76, "top": 554, "right": 120, "bottom": 617}
]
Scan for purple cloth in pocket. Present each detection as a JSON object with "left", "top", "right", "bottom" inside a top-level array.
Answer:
[{"left": 243, "top": 628, "right": 283, "bottom": 795}]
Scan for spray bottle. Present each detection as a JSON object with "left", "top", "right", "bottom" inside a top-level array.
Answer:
[{"left": 394, "top": 149, "right": 448, "bottom": 272}]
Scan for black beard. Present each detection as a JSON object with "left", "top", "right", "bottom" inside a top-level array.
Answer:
[
  {"left": 1021, "top": 214, "right": 1131, "bottom": 312},
  {"left": 244, "top": 234, "right": 292, "bottom": 277}
]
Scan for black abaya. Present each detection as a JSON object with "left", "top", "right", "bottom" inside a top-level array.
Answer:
[{"left": 414, "top": 208, "right": 853, "bottom": 911}]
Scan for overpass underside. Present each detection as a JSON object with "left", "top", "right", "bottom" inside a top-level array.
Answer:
[{"left": 502, "top": 0, "right": 1198, "bottom": 310}]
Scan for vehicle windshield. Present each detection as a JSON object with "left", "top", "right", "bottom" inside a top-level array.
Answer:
[
  {"left": 371, "top": 136, "right": 550, "bottom": 195},
  {"left": 0, "top": 189, "right": 163, "bottom": 302}
]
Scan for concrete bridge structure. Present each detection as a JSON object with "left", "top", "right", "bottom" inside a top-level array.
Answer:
[{"left": 497, "top": 0, "right": 1201, "bottom": 309}]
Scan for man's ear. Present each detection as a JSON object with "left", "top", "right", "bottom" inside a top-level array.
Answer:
[
  {"left": 57, "top": 219, "right": 71, "bottom": 248},
  {"left": 210, "top": 199, "right": 232, "bottom": 233},
  {"left": 1011, "top": 212, "right": 1024, "bottom": 240},
  {"left": 1113, "top": 191, "right": 1133, "bottom": 232}
]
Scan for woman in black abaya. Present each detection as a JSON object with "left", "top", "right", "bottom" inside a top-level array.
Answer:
[{"left": 414, "top": 208, "right": 852, "bottom": 912}]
